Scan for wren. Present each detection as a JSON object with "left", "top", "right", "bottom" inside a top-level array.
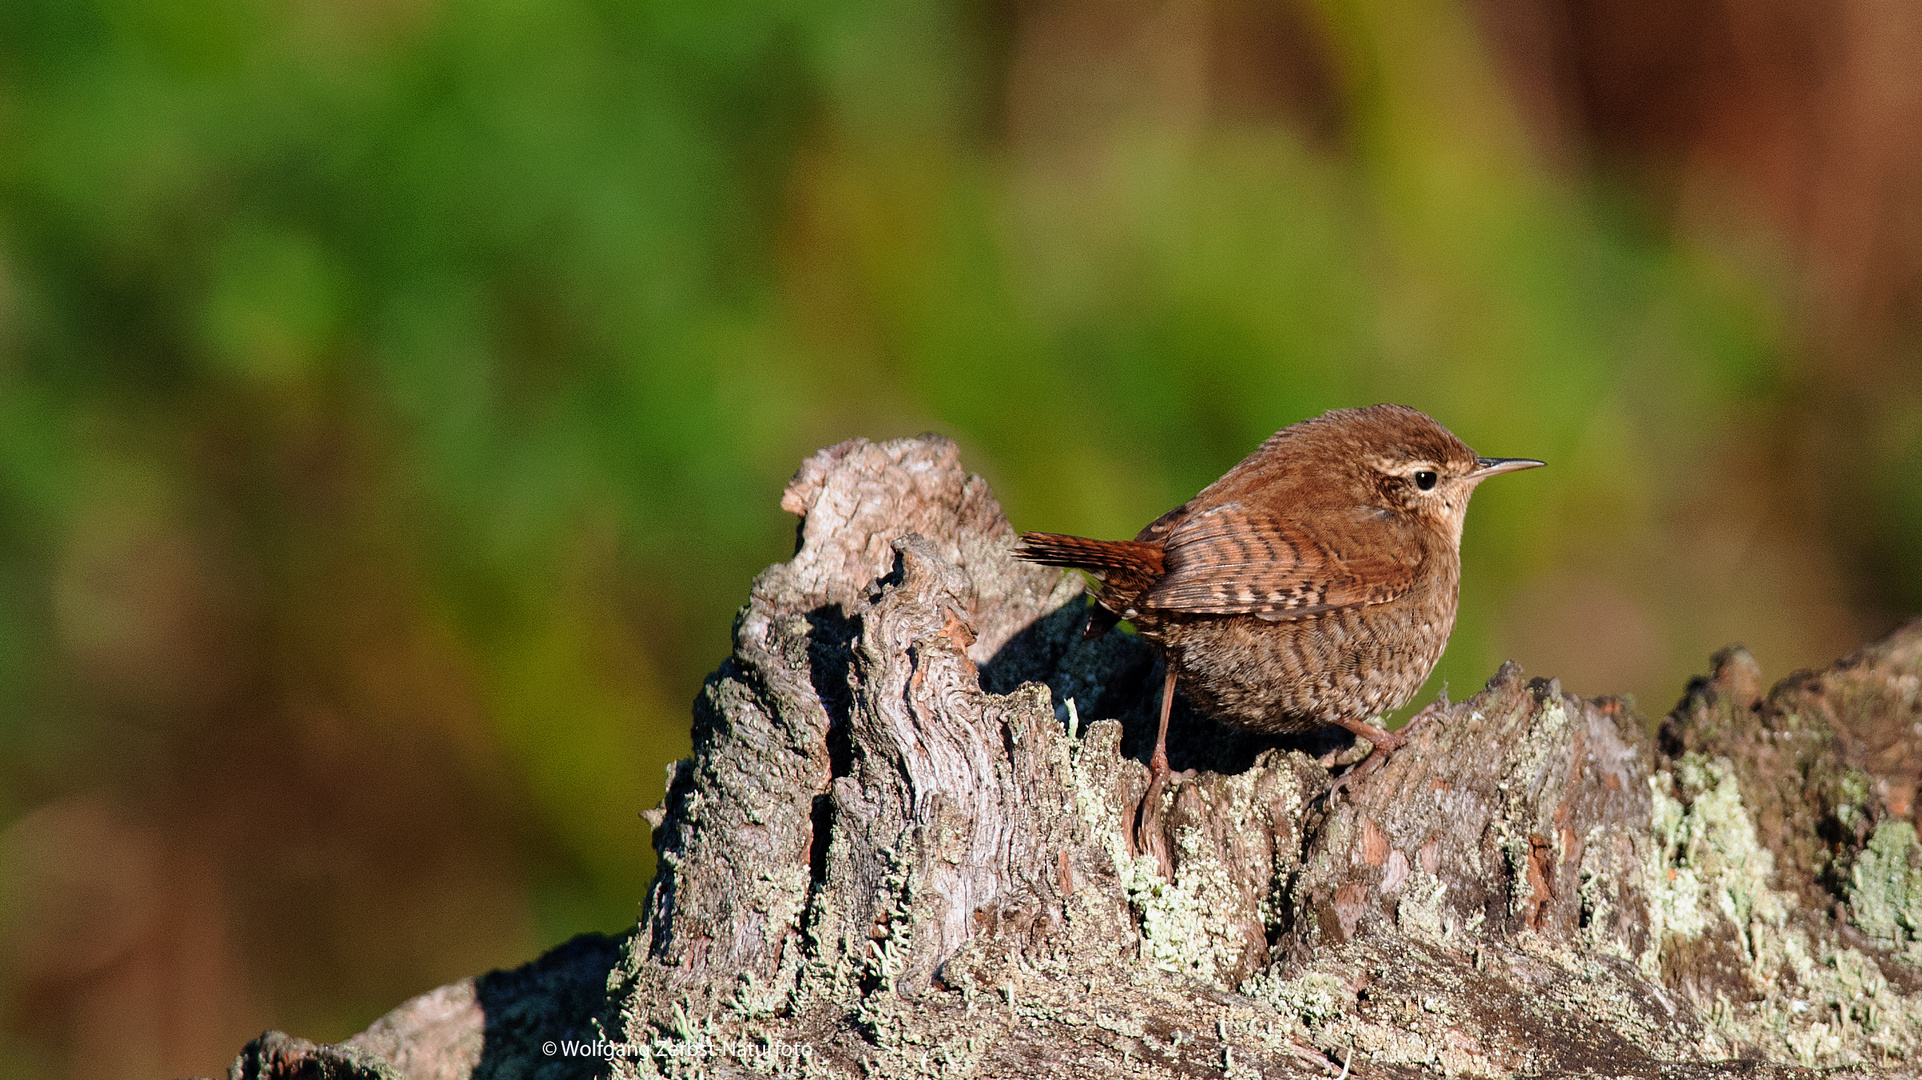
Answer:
[{"left": 1016, "top": 404, "right": 1540, "bottom": 859}]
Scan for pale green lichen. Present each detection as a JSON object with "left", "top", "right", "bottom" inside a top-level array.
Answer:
[
  {"left": 1393, "top": 866, "right": 1482, "bottom": 945},
  {"left": 857, "top": 845, "right": 915, "bottom": 993},
  {"left": 1069, "top": 721, "right": 1222, "bottom": 977},
  {"left": 1499, "top": 698, "right": 1568, "bottom": 805},
  {"left": 1848, "top": 819, "right": 1922, "bottom": 962},
  {"left": 1072, "top": 721, "right": 1310, "bottom": 985},
  {"left": 1483, "top": 699, "right": 1574, "bottom": 932},
  {"left": 1641, "top": 752, "right": 1922, "bottom": 1067},
  {"left": 1125, "top": 842, "right": 1238, "bottom": 981},
  {"left": 1705, "top": 933, "right": 1922, "bottom": 1068},
  {"left": 1642, "top": 754, "right": 1788, "bottom": 976},
  {"left": 1241, "top": 968, "right": 1351, "bottom": 1030},
  {"left": 728, "top": 863, "right": 812, "bottom": 1018},
  {"left": 1126, "top": 767, "right": 1297, "bottom": 983},
  {"left": 1835, "top": 769, "right": 1873, "bottom": 833},
  {"left": 1069, "top": 722, "right": 1133, "bottom": 870},
  {"left": 1575, "top": 824, "right": 1627, "bottom": 960},
  {"left": 1501, "top": 830, "right": 1540, "bottom": 925},
  {"left": 1247, "top": 950, "right": 1497, "bottom": 1076}
]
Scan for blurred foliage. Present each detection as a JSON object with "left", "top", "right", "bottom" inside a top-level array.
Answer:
[{"left": 0, "top": 0, "right": 1917, "bottom": 1076}]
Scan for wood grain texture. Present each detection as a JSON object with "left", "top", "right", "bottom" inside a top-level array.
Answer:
[{"left": 226, "top": 435, "right": 1922, "bottom": 1080}]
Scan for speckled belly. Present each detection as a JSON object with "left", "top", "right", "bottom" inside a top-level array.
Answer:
[{"left": 1142, "top": 590, "right": 1456, "bottom": 734}]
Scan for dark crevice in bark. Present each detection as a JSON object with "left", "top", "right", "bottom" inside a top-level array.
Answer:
[
  {"left": 807, "top": 792, "right": 834, "bottom": 894},
  {"left": 227, "top": 436, "right": 1922, "bottom": 1080}
]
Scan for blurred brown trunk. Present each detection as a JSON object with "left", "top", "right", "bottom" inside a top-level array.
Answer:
[{"left": 230, "top": 435, "right": 1922, "bottom": 1079}]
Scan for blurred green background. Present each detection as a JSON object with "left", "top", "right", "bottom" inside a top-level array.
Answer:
[{"left": 2, "top": 0, "right": 1920, "bottom": 1074}]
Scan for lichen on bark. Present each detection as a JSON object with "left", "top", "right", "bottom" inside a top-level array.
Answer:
[{"left": 229, "top": 435, "right": 1922, "bottom": 1080}]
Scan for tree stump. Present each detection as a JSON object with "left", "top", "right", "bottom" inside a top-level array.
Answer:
[{"left": 231, "top": 435, "right": 1922, "bottom": 1079}]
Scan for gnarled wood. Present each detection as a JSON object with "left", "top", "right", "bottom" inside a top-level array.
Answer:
[{"left": 230, "top": 435, "right": 1922, "bottom": 1080}]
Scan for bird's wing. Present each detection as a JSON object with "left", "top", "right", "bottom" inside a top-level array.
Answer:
[{"left": 1142, "top": 501, "right": 1426, "bottom": 618}]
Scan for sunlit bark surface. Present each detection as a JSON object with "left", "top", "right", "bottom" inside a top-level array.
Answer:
[{"left": 229, "top": 436, "right": 1922, "bottom": 1080}]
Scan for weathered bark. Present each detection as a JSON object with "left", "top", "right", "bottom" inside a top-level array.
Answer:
[{"left": 230, "top": 435, "right": 1922, "bottom": 1079}]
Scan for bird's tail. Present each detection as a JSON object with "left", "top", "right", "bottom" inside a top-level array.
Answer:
[
  {"left": 1016, "top": 532, "right": 1163, "bottom": 640},
  {"left": 1014, "top": 532, "right": 1164, "bottom": 579}
]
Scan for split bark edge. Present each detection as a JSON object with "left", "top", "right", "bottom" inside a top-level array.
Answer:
[{"left": 229, "top": 434, "right": 1922, "bottom": 1080}]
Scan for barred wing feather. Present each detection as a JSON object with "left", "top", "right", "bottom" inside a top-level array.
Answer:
[{"left": 1142, "top": 502, "right": 1423, "bottom": 618}]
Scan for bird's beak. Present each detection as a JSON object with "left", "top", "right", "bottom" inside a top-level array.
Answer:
[{"left": 1469, "top": 456, "right": 1545, "bottom": 480}]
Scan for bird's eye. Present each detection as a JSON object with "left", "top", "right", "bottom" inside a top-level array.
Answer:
[{"left": 1414, "top": 470, "right": 1438, "bottom": 491}]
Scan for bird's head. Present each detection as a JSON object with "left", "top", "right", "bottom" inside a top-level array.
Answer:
[{"left": 1335, "top": 405, "right": 1545, "bottom": 547}]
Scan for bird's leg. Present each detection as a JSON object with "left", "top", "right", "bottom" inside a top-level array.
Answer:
[
  {"left": 1134, "top": 665, "right": 1178, "bottom": 880},
  {"left": 1150, "top": 664, "right": 1177, "bottom": 782},
  {"left": 1331, "top": 713, "right": 1405, "bottom": 752},
  {"left": 1325, "top": 714, "right": 1406, "bottom": 797}
]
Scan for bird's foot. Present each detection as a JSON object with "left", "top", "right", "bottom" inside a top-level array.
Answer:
[
  {"left": 1133, "top": 663, "right": 1179, "bottom": 879},
  {"left": 1324, "top": 716, "right": 1406, "bottom": 799},
  {"left": 1326, "top": 748, "right": 1387, "bottom": 799},
  {"left": 1399, "top": 699, "right": 1449, "bottom": 736},
  {"left": 1134, "top": 747, "right": 1176, "bottom": 880}
]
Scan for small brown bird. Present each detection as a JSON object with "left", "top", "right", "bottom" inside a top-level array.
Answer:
[{"left": 1017, "top": 404, "right": 1540, "bottom": 854}]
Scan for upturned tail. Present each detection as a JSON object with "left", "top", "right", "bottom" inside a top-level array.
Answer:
[{"left": 1014, "top": 532, "right": 1164, "bottom": 639}]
